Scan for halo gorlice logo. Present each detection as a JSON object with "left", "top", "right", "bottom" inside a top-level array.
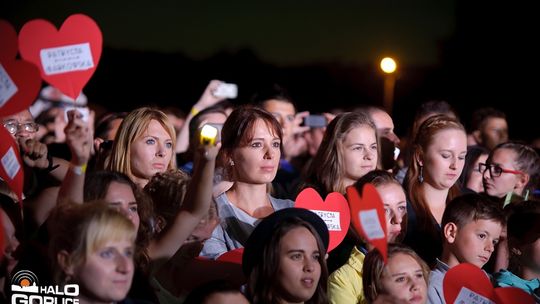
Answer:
[{"left": 11, "top": 270, "right": 80, "bottom": 303}]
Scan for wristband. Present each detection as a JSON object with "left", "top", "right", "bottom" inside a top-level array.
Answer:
[{"left": 71, "top": 163, "right": 87, "bottom": 176}]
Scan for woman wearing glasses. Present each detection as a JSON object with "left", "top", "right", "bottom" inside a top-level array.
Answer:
[
  {"left": 480, "top": 142, "right": 540, "bottom": 274},
  {"left": 481, "top": 142, "right": 540, "bottom": 201},
  {"left": 402, "top": 114, "right": 467, "bottom": 267}
]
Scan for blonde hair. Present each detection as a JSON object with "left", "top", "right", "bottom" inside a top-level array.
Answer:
[
  {"left": 48, "top": 202, "right": 137, "bottom": 284},
  {"left": 363, "top": 243, "right": 430, "bottom": 303},
  {"left": 107, "top": 107, "right": 176, "bottom": 182}
]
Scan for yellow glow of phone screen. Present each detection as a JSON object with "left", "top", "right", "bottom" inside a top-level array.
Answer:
[{"left": 200, "top": 125, "right": 218, "bottom": 145}]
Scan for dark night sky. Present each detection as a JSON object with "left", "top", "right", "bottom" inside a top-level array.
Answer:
[
  {"left": 2, "top": 1, "right": 539, "bottom": 141},
  {"left": 2, "top": 1, "right": 455, "bottom": 65}
]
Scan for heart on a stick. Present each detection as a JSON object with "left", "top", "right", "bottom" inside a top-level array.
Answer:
[
  {"left": 0, "top": 20, "right": 41, "bottom": 117},
  {"left": 347, "top": 184, "right": 387, "bottom": 263},
  {"left": 444, "top": 263, "right": 534, "bottom": 304},
  {"left": 0, "top": 126, "right": 24, "bottom": 202},
  {"left": 295, "top": 188, "right": 350, "bottom": 252},
  {"left": 18, "top": 14, "right": 102, "bottom": 100}
]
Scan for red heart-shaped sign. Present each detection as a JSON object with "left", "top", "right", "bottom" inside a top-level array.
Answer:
[
  {"left": 217, "top": 248, "right": 244, "bottom": 265},
  {"left": 0, "top": 127, "right": 24, "bottom": 202},
  {"left": 295, "top": 188, "right": 350, "bottom": 252},
  {"left": 18, "top": 14, "right": 102, "bottom": 100},
  {"left": 347, "top": 184, "right": 388, "bottom": 263},
  {"left": 0, "top": 20, "right": 18, "bottom": 60},
  {"left": 494, "top": 287, "right": 535, "bottom": 304},
  {"left": 0, "top": 20, "right": 41, "bottom": 117},
  {"left": 444, "top": 263, "right": 534, "bottom": 304}
]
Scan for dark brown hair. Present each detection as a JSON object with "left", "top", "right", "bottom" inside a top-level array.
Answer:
[
  {"left": 247, "top": 217, "right": 329, "bottom": 304},
  {"left": 441, "top": 193, "right": 505, "bottom": 229}
]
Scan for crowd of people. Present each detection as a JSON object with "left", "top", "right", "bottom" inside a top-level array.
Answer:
[{"left": 1, "top": 81, "right": 539, "bottom": 304}]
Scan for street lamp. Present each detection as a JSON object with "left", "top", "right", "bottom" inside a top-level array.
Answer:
[{"left": 380, "top": 57, "right": 397, "bottom": 113}]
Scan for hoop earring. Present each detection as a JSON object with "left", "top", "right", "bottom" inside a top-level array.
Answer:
[{"left": 418, "top": 166, "right": 424, "bottom": 183}]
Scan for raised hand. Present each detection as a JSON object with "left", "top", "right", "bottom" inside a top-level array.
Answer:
[
  {"left": 64, "top": 109, "right": 94, "bottom": 166},
  {"left": 18, "top": 137, "right": 49, "bottom": 169}
]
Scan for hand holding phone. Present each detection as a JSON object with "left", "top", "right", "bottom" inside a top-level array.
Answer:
[
  {"left": 302, "top": 115, "right": 327, "bottom": 128},
  {"left": 199, "top": 123, "right": 223, "bottom": 145},
  {"left": 212, "top": 83, "right": 238, "bottom": 99},
  {"left": 64, "top": 106, "right": 90, "bottom": 123}
]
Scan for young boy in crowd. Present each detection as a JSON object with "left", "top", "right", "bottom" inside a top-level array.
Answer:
[{"left": 427, "top": 193, "right": 506, "bottom": 304}]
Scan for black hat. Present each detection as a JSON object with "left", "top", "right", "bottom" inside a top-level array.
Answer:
[{"left": 242, "top": 208, "right": 329, "bottom": 276}]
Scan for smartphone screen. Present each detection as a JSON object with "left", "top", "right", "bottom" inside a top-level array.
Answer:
[
  {"left": 303, "top": 115, "right": 327, "bottom": 128},
  {"left": 64, "top": 106, "right": 89, "bottom": 122}
]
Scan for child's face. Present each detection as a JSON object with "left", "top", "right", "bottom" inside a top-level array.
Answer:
[
  {"left": 73, "top": 239, "right": 134, "bottom": 303},
  {"left": 380, "top": 253, "right": 427, "bottom": 304},
  {"left": 276, "top": 227, "right": 321, "bottom": 303},
  {"left": 450, "top": 219, "right": 502, "bottom": 268}
]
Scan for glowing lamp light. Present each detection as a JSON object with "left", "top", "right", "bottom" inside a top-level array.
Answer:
[
  {"left": 200, "top": 124, "right": 218, "bottom": 145},
  {"left": 380, "top": 57, "right": 397, "bottom": 74}
]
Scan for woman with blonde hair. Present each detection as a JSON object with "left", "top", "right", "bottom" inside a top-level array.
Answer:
[
  {"left": 363, "top": 243, "right": 429, "bottom": 304},
  {"left": 48, "top": 202, "right": 137, "bottom": 304},
  {"left": 107, "top": 107, "right": 176, "bottom": 188}
]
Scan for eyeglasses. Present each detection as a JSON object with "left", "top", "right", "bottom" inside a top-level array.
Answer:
[
  {"left": 3, "top": 121, "right": 39, "bottom": 134},
  {"left": 479, "top": 163, "right": 524, "bottom": 177}
]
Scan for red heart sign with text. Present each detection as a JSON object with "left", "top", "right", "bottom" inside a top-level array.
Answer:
[
  {"left": 295, "top": 188, "right": 350, "bottom": 252},
  {"left": 18, "top": 14, "right": 102, "bottom": 100},
  {"left": 0, "top": 127, "right": 23, "bottom": 202},
  {"left": 217, "top": 248, "right": 244, "bottom": 265},
  {"left": 347, "top": 184, "right": 387, "bottom": 263},
  {"left": 0, "top": 20, "right": 41, "bottom": 117},
  {"left": 444, "top": 263, "right": 534, "bottom": 304}
]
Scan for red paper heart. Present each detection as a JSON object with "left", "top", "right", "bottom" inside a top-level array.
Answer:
[
  {"left": 0, "top": 20, "right": 41, "bottom": 117},
  {"left": 347, "top": 184, "right": 388, "bottom": 263},
  {"left": 444, "top": 263, "right": 534, "bottom": 304},
  {"left": 0, "top": 20, "right": 18, "bottom": 60},
  {"left": 494, "top": 287, "right": 535, "bottom": 304},
  {"left": 0, "top": 127, "right": 24, "bottom": 202},
  {"left": 18, "top": 14, "right": 102, "bottom": 100},
  {"left": 295, "top": 188, "right": 350, "bottom": 252},
  {"left": 217, "top": 248, "right": 244, "bottom": 265}
]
